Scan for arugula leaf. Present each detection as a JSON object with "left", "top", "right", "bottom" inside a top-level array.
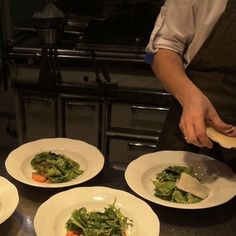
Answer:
[{"left": 66, "top": 200, "right": 133, "bottom": 236}]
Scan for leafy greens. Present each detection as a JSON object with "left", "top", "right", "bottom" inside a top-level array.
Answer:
[
  {"left": 66, "top": 200, "right": 133, "bottom": 236},
  {"left": 31, "top": 151, "right": 84, "bottom": 183},
  {"left": 152, "top": 165, "right": 203, "bottom": 204}
]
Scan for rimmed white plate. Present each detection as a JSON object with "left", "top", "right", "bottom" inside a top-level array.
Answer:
[
  {"left": 125, "top": 151, "right": 236, "bottom": 209},
  {"left": 5, "top": 138, "right": 105, "bottom": 188},
  {"left": 0, "top": 176, "right": 19, "bottom": 224},
  {"left": 34, "top": 186, "right": 160, "bottom": 236}
]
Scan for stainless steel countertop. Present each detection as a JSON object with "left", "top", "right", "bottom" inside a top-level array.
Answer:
[{"left": 1, "top": 147, "right": 236, "bottom": 236}]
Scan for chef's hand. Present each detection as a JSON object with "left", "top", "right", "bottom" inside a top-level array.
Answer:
[
  {"left": 150, "top": 49, "right": 235, "bottom": 146},
  {"left": 179, "top": 88, "right": 234, "bottom": 148},
  {"left": 226, "top": 126, "right": 236, "bottom": 137}
]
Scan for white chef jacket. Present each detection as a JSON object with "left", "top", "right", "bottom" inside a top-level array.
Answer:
[{"left": 146, "top": 0, "right": 228, "bottom": 66}]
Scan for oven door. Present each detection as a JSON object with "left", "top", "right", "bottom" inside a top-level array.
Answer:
[{"left": 61, "top": 96, "right": 103, "bottom": 149}]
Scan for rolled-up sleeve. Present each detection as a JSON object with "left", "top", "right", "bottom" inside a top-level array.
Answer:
[{"left": 146, "top": 0, "right": 197, "bottom": 58}]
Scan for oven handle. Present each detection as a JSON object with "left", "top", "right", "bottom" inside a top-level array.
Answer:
[
  {"left": 128, "top": 142, "right": 157, "bottom": 149},
  {"left": 131, "top": 105, "right": 169, "bottom": 112},
  {"left": 65, "top": 101, "right": 96, "bottom": 109}
]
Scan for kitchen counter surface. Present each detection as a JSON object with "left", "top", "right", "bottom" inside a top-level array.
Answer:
[{"left": 1, "top": 147, "right": 236, "bottom": 236}]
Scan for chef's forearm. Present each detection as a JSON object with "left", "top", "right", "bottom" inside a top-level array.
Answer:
[{"left": 151, "top": 49, "right": 199, "bottom": 107}]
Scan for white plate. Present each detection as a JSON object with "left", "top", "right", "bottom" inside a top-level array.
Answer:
[
  {"left": 125, "top": 151, "right": 236, "bottom": 209},
  {"left": 5, "top": 138, "right": 105, "bottom": 188},
  {"left": 34, "top": 186, "right": 160, "bottom": 236},
  {"left": 0, "top": 176, "right": 19, "bottom": 224}
]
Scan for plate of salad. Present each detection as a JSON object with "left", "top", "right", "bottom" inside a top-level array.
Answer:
[
  {"left": 34, "top": 186, "right": 160, "bottom": 236},
  {"left": 125, "top": 151, "right": 236, "bottom": 209},
  {"left": 0, "top": 176, "right": 19, "bottom": 224},
  {"left": 5, "top": 138, "right": 105, "bottom": 188}
]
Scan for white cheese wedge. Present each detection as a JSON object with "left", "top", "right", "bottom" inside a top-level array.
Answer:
[
  {"left": 206, "top": 127, "right": 236, "bottom": 149},
  {"left": 176, "top": 173, "right": 209, "bottom": 199}
]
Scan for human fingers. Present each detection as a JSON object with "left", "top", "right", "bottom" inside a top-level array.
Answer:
[
  {"left": 179, "top": 115, "right": 203, "bottom": 147},
  {"left": 194, "top": 117, "right": 213, "bottom": 148},
  {"left": 225, "top": 126, "right": 236, "bottom": 137},
  {"left": 207, "top": 108, "right": 234, "bottom": 134}
]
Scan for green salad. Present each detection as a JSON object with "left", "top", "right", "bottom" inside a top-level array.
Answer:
[
  {"left": 66, "top": 201, "right": 133, "bottom": 236},
  {"left": 31, "top": 151, "right": 84, "bottom": 183},
  {"left": 152, "top": 165, "right": 203, "bottom": 204}
]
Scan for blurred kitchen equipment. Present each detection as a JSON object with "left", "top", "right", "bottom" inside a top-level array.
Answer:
[
  {"left": 33, "top": 3, "right": 65, "bottom": 45},
  {"left": 38, "top": 47, "right": 62, "bottom": 87}
]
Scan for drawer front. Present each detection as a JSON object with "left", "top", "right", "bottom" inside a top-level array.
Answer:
[
  {"left": 14, "top": 65, "right": 98, "bottom": 86},
  {"left": 108, "top": 138, "right": 158, "bottom": 166},
  {"left": 23, "top": 96, "right": 57, "bottom": 142},
  {"left": 60, "top": 67, "right": 98, "bottom": 85},
  {"left": 110, "top": 102, "right": 169, "bottom": 132},
  {"left": 63, "top": 99, "right": 100, "bottom": 147},
  {"left": 105, "top": 61, "right": 163, "bottom": 90},
  {"left": 109, "top": 72, "right": 162, "bottom": 90}
]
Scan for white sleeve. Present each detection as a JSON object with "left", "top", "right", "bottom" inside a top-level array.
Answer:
[{"left": 146, "top": 0, "right": 198, "bottom": 57}]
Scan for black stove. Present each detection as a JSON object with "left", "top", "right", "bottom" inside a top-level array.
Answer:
[
  {"left": 9, "top": 0, "right": 164, "bottom": 60},
  {"left": 7, "top": 0, "right": 164, "bottom": 89}
]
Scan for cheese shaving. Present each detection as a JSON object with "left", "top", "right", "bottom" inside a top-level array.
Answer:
[
  {"left": 176, "top": 173, "right": 209, "bottom": 199},
  {"left": 206, "top": 127, "right": 236, "bottom": 149}
]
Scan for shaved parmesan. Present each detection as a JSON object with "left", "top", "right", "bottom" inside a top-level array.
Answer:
[
  {"left": 176, "top": 173, "right": 209, "bottom": 199},
  {"left": 206, "top": 127, "right": 236, "bottom": 149}
]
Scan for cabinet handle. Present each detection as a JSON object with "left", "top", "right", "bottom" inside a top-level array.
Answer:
[
  {"left": 23, "top": 96, "right": 52, "bottom": 104},
  {"left": 131, "top": 105, "right": 169, "bottom": 112},
  {"left": 65, "top": 101, "right": 96, "bottom": 109},
  {"left": 128, "top": 142, "right": 157, "bottom": 149}
]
